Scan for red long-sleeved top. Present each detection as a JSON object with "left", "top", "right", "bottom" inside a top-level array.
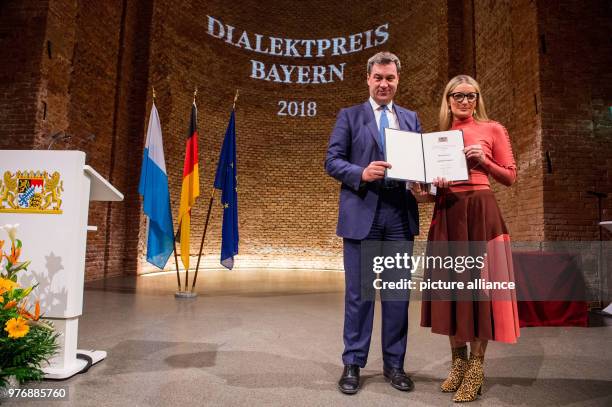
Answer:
[{"left": 449, "top": 116, "right": 516, "bottom": 192}]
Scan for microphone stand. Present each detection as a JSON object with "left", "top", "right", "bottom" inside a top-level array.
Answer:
[
  {"left": 586, "top": 190, "right": 608, "bottom": 313},
  {"left": 47, "top": 131, "right": 72, "bottom": 150}
]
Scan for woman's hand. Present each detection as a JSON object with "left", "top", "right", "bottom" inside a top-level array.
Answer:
[
  {"left": 432, "top": 177, "right": 451, "bottom": 188},
  {"left": 464, "top": 144, "right": 486, "bottom": 164}
]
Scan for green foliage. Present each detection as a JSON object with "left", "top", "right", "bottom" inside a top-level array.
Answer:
[
  {"left": 0, "top": 227, "right": 59, "bottom": 389},
  {"left": 0, "top": 324, "right": 59, "bottom": 386}
]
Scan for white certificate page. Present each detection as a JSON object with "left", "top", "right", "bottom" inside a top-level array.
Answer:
[
  {"left": 422, "top": 130, "right": 468, "bottom": 183},
  {"left": 384, "top": 129, "right": 425, "bottom": 182}
]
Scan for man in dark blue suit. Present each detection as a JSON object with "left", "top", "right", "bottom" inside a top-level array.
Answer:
[{"left": 325, "top": 51, "right": 421, "bottom": 394}]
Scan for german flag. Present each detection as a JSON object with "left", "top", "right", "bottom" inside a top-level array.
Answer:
[{"left": 177, "top": 102, "right": 200, "bottom": 269}]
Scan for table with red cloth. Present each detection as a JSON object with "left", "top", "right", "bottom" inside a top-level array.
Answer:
[{"left": 512, "top": 251, "right": 588, "bottom": 327}]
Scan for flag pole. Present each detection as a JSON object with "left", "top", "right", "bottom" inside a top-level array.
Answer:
[
  {"left": 151, "top": 85, "right": 182, "bottom": 292},
  {"left": 191, "top": 90, "right": 239, "bottom": 291},
  {"left": 232, "top": 89, "right": 239, "bottom": 110},
  {"left": 192, "top": 188, "right": 216, "bottom": 291},
  {"left": 183, "top": 87, "right": 198, "bottom": 291},
  {"left": 172, "top": 226, "right": 182, "bottom": 291}
]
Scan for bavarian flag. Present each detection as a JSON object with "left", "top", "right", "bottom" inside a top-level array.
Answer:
[
  {"left": 138, "top": 102, "right": 174, "bottom": 269},
  {"left": 177, "top": 102, "right": 200, "bottom": 270},
  {"left": 214, "top": 109, "right": 238, "bottom": 269}
]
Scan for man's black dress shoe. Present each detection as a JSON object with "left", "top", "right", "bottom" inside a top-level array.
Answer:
[
  {"left": 383, "top": 366, "right": 414, "bottom": 391},
  {"left": 338, "top": 365, "right": 360, "bottom": 394}
]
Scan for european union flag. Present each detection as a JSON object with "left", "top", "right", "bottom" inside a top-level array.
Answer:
[{"left": 214, "top": 110, "right": 239, "bottom": 269}]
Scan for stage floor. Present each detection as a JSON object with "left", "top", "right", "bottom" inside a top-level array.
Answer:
[{"left": 6, "top": 269, "right": 612, "bottom": 406}]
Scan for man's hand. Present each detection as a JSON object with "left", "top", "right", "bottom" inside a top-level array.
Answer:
[
  {"left": 362, "top": 161, "right": 392, "bottom": 182},
  {"left": 409, "top": 182, "right": 433, "bottom": 203}
]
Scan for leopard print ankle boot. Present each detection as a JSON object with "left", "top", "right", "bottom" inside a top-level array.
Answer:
[
  {"left": 440, "top": 345, "right": 468, "bottom": 392},
  {"left": 453, "top": 353, "right": 484, "bottom": 402}
]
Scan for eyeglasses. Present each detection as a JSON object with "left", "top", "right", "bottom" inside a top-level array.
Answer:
[{"left": 448, "top": 92, "right": 479, "bottom": 103}]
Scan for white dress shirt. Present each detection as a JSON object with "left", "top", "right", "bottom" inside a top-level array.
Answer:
[{"left": 369, "top": 97, "right": 399, "bottom": 130}]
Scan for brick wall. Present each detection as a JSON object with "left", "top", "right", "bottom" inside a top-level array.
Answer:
[
  {"left": 537, "top": 0, "right": 612, "bottom": 241},
  {"left": 0, "top": 0, "right": 49, "bottom": 149},
  {"left": 1, "top": 0, "right": 609, "bottom": 280},
  {"left": 144, "top": 0, "right": 449, "bottom": 272},
  {"left": 473, "top": 0, "right": 544, "bottom": 241},
  {"left": 1, "top": 0, "right": 152, "bottom": 280}
]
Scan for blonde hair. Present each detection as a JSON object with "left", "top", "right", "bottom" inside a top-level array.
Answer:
[{"left": 439, "top": 75, "right": 488, "bottom": 130}]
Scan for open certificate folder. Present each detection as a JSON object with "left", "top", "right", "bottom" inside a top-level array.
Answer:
[{"left": 384, "top": 129, "right": 469, "bottom": 183}]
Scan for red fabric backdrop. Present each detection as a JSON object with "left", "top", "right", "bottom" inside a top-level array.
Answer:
[{"left": 513, "top": 251, "right": 588, "bottom": 327}]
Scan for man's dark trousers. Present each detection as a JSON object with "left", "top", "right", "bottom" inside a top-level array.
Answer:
[{"left": 342, "top": 186, "right": 413, "bottom": 369}]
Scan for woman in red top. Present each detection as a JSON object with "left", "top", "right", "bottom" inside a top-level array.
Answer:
[{"left": 413, "top": 75, "right": 520, "bottom": 402}]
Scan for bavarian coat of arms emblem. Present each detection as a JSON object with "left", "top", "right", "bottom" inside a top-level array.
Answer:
[{"left": 0, "top": 170, "right": 63, "bottom": 214}]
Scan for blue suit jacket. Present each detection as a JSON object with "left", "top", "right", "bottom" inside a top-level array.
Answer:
[{"left": 325, "top": 101, "right": 422, "bottom": 240}]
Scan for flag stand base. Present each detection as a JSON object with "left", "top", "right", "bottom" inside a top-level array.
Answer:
[{"left": 174, "top": 291, "right": 197, "bottom": 299}]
